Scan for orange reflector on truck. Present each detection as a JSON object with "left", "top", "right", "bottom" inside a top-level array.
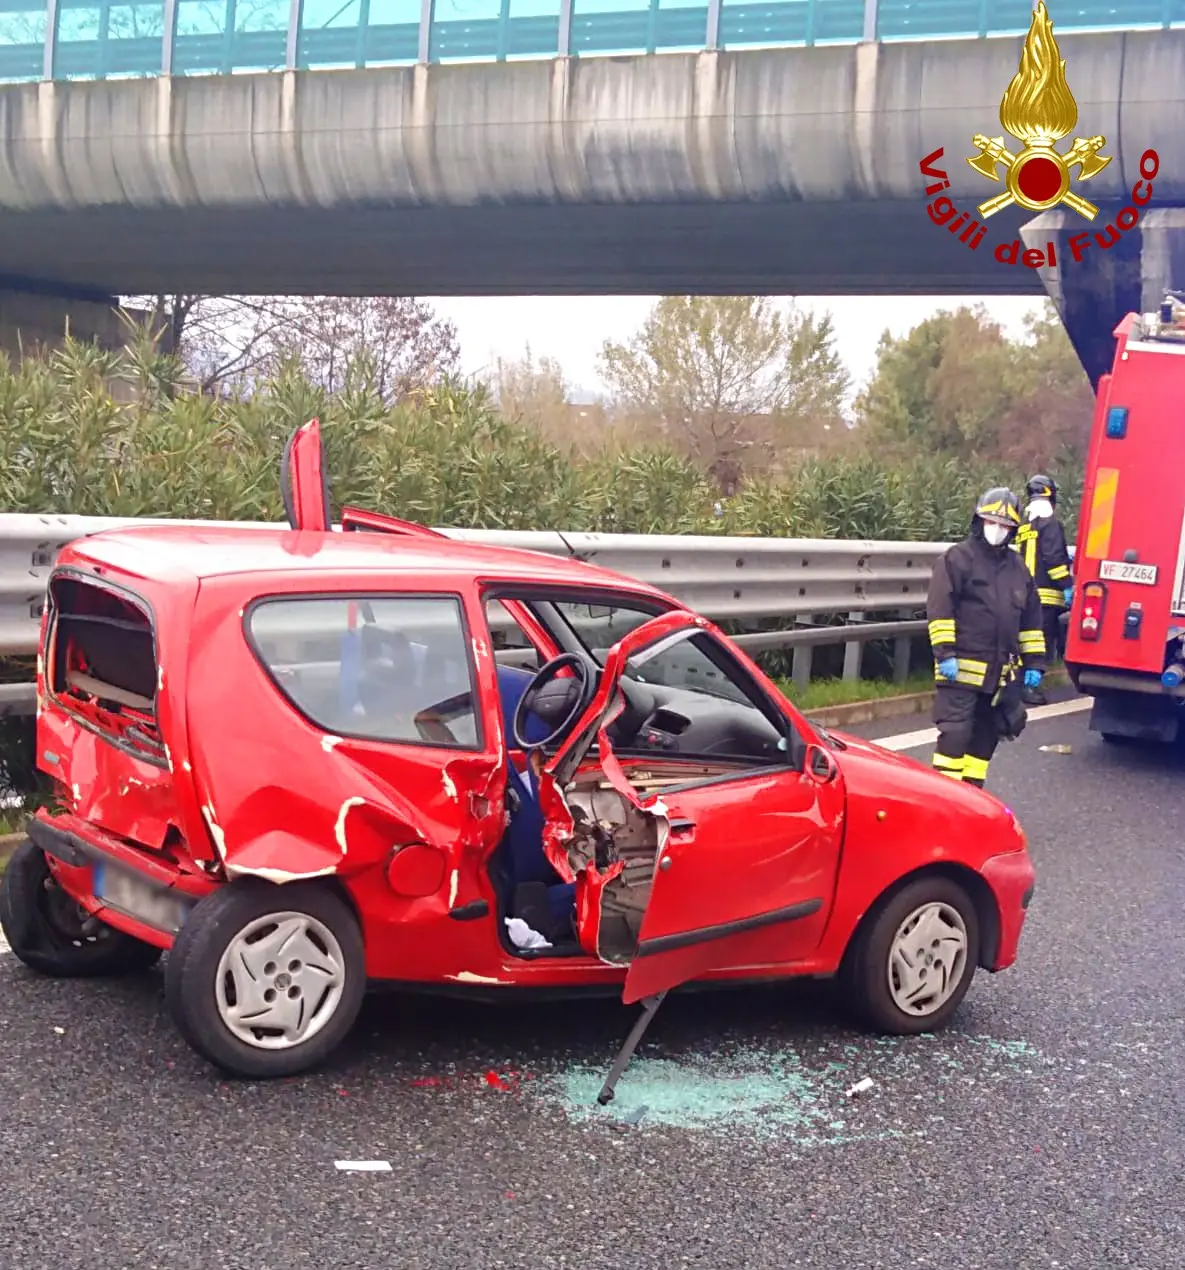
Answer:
[{"left": 1085, "top": 468, "right": 1119, "bottom": 561}]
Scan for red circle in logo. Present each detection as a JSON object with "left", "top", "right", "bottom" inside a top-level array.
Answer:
[{"left": 1015, "top": 156, "right": 1063, "bottom": 204}]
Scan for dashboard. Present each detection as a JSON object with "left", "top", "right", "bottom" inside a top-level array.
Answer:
[{"left": 608, "top": 677, "right": 790, "bottom": 762}]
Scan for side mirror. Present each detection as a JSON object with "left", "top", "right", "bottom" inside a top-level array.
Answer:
[{"left": 805, "top": 743, "right": 838, "bottom": 783}]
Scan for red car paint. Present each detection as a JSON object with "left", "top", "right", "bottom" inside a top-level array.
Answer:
[
  {"left": 976, "top": 849, "right": 1035, "bottom": 971},
  {"left": 29, "top": 420, "right": 1035, "bottom": 1016}
]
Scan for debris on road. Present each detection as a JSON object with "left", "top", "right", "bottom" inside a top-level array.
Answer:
[
  {"left": 1039, "top": 744, "right": 1073, "bottom": 754},
  {"left": 409, "top": 1068, "right": 529, "bottom": 1094},
  {"left": 334, "top": 1160, "right": 392, "bottom": 1172},
  {"left": 846, "top": 1077, "right": 874, "bottom": 1097},
  {"left": 484, "top": 1069, "right": 523, "bottom": 1092}
]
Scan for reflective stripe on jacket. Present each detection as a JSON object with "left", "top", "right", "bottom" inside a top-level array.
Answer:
[
  {"left": 927, "top": 531, "right": 1046, "bottom": 692},
  {"left": 1014, "top": 513, "right": 1072, "bottom": 608}
]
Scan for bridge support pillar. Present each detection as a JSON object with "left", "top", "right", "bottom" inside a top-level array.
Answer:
[
  {"left": 0, "top": 288, "right": 148, "bottom": 360},
  {"left": 1021, "top": 208, "right": 1185, "bottom": 389}
]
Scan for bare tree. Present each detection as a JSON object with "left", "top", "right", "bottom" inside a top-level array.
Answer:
[
  {"left": 265, "top": 296, "right": 461, "bottom": 400},
  {"left": 122, "top": 295, "right": 460, "bottom": 399},
  {"left": 598, "top": 296, "right": 850, "bottom": 490},
  {"left": 490, "top": 345, "right": 575, "bottom": 438},
  {"left": 126, "top": 296, "right": 291, "bottom": 392}
]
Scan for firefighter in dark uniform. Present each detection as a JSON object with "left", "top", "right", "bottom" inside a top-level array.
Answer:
[
  {"left": 1013, "top": 473, "right": 1073, "bottom": 704},
  {"left": 926, "top": 487, "right": 1047, "bottom": 787}
]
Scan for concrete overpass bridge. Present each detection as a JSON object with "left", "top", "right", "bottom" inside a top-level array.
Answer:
[{"left": 0, "top": 0, "right": 1183, "bottom": 380}]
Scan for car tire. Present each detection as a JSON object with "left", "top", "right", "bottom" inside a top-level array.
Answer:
[
  {"left": 0, "top": 839, "right": 163, "bottom": 977},
  {"left": 164, "top": 878, "right": 366, "bottom": 1079},
  {"left": 840, "top": 875, "right": 980, "bottom": 1036}
]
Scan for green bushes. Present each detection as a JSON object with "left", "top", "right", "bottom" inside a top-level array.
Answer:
[
  {"left": 0, "top": 336, "right": 1080, "bottom": 540},
  {"left": 0, "top": 332, "right": 1088, "bottom": 805}
]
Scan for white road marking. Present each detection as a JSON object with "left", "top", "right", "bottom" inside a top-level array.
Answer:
[
  {"left": 875, "top": 696, "right": 1093, "bottom": 752},
  {"left": 335, "top": 1160, "right": 392, "bottom": 1172}
]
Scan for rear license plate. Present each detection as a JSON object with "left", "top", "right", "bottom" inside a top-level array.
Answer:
[
  {"left": 1099, "top": 561, "right": 1158, "bottom": 585},
  {"left": 93, "top": 862, "right": 191, "bottom": 934}
]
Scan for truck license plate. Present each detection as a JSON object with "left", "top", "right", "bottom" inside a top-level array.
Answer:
[{"left": 1099, "top": 561, "right": 1158, "bottom": 585}]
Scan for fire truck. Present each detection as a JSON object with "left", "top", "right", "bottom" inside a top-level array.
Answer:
[{"left": 1064, "top": 292, "right": 1185, "bottom": 745}]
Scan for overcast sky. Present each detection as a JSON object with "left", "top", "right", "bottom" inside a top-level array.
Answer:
[{"left": 431, "top": 294, "right": 1048, "bottom": 404}]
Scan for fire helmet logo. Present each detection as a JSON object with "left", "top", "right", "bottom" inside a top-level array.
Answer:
[{"left": 966, "top": 1, "right": 1111, "bottom": 221}]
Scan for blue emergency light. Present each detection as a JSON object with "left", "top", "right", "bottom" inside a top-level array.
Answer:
[{"left": 1106, "top": 406, "right": 1129, "bottom": 439}]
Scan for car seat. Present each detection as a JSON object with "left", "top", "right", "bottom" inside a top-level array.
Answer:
[
  {"left": 494, "top": 664, "right": 576, "bottom": 943},
  {"left": 495, "top": 664, "right": 552, "bottom": 748},
  {"left": 338, "top": 624, "right": 420, "bottom": 724}
]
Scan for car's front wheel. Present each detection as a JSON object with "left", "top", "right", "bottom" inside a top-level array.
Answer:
[
  {"left": 164, "top": 879, "right": 366, "bottom": 1078},
  {"left": 841, "top": 875, "right": 980, "bottom": 1035},
  {"left": 0, "top": 840, "right": 163, "bottom": 977}
]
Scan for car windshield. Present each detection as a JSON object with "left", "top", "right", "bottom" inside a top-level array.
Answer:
[{"left": 548, "top": 600, "right": 756, "bottom": 708}]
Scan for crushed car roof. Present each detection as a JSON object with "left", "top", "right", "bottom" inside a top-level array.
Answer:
[{"left": 62, "top": 523, "right": 665, "bottom": 594}]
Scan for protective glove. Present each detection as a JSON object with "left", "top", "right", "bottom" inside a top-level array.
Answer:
[
  {"left": 1024, "top": 669, "right": 1043, "bottom": 689},
  {"left": 1064, "top": 587, "right": 1074, "bottom": 606},
  {"left": 937, "top": 657, "right": 958, "bottom": 683}
]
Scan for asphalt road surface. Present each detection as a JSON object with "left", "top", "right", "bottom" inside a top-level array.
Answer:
[{"left": 1, "top": 693, "right": 1183, "bottom": 1270}]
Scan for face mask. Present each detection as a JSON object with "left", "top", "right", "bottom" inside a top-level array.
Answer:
[{"left": 983, "top": 522, "right": 1010, "bottom": 547}]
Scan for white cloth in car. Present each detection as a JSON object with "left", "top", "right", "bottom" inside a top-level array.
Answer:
[{"left": 505, "top": 917, "right": 552, "bottom": 949}]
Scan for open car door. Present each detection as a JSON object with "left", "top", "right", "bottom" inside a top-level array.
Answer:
[
  {"left": 281, "top": 417, "right": 454, "bottom": 542},
  {"left": 543, "top": 608, "right": 847, "bottom": 992},
  {"left": 280, "top": 418, "right": 332, "bottom": 533},
  {"left": 541, "top": 609, "right": 847, "bottom": 1101}
]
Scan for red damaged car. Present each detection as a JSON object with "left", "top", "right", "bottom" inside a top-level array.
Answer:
[{"left": 0, "top": 422, "right": 1035, "bottom": 1100}]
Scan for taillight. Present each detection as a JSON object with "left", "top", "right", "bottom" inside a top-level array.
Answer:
[{"left": 1079, "top": 580, "right": 1106, "bottom": 641}]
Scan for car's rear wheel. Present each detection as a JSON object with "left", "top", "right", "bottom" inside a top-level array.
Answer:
[
  {"left": 164, "top": 879, "right": 365, "bottom": 1078},
  {"left": 840, "top": 875, "right": 980, "bottom": 1035},
  {"left": 0, "top": 839, "right": 163, "bottom": 977}
]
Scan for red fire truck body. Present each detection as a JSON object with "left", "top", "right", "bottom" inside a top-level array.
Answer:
[{"left": 1065, "top": 303, "right": 1185, "bottom": 745}]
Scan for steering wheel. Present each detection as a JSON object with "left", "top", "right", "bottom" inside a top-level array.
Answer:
[{"left": 512, "top": 652, "right": 599, "bottom": 750}]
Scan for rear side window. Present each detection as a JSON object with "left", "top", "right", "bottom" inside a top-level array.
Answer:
[
  {"left": 247, "top": 595, "right": 481, "bottom": 749},
  {"left": 47, "top": 573, "right": 166, "bottom": 765}
]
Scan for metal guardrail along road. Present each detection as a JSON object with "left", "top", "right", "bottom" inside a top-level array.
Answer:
[{"left": 0, "top": 513, "right": 949, "bottom": 714}]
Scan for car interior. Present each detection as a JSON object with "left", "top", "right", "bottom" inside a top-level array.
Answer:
[
  {"left": 482, "top": 590, "right": 805, "bottom": 961},
  {"left": 248, "top": 586, "right": 806, "bottom": 963}
]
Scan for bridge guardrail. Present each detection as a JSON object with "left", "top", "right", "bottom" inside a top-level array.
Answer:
[
  {"left": 0, "top": 513, "right": 949, "bottom": 715},
  {"left": 0, "top": 0, "right": 1154, "bottom": 86}
]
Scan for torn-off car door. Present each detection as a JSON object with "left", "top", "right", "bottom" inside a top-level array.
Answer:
[
  {"left": 538, "top": 609, "right": 846, "bottom": 1007},
  {"left": 280, "top": 417, "right": 331, "bottom": 534}
]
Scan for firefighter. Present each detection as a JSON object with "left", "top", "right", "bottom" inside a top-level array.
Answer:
[
  {"left": 1013, "top": 473, "right": 1073, "bottom": 703},
  {"left": 926, "top": 487, "right": 1046, "bottom": 788}
]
